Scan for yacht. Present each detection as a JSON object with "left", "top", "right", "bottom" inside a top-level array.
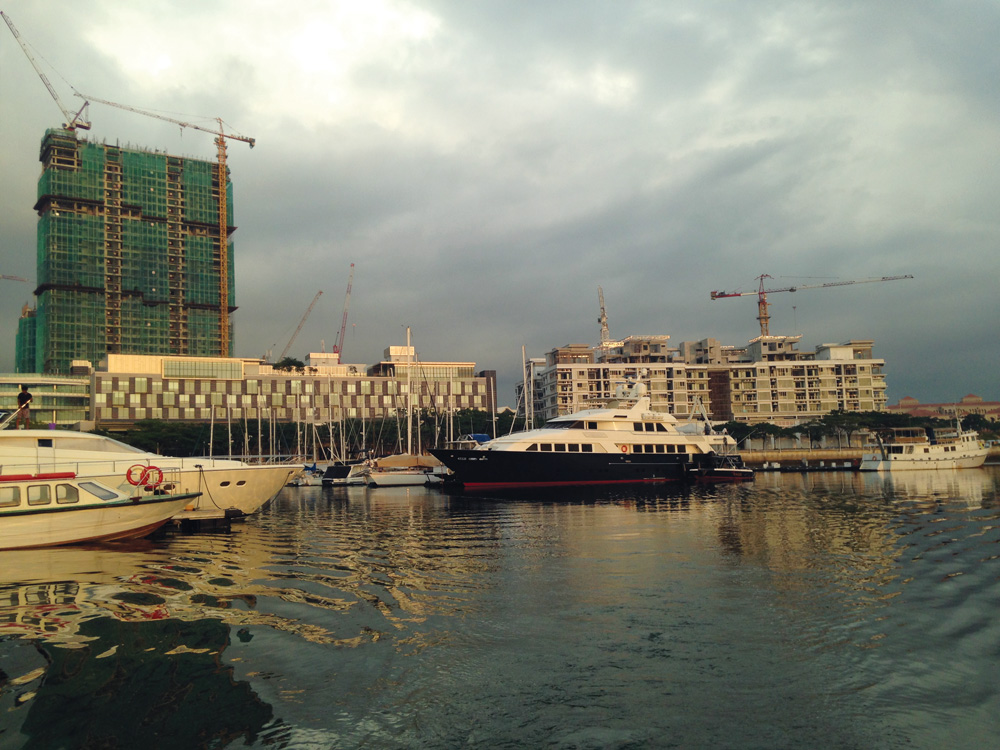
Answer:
[
  {"left": 0, "top": 430, "right": 295, "bottom": 516},
  {"left": 430, "top": 383, "right": 752, "bottom": 489},
  {"left": 859, "top": 423, "right": 988, "bottom": 471}
]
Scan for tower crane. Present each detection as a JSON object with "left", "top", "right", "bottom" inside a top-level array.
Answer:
[
  {"left": 2, "top": 11, "right": 91, "bottom": 131},
  {"left": 598, "top": 286, "right": 610, "bottom": 346},
  {"left": 80, "top": 92, "right": 254, "bottom": 356},
  {"left": 333, "top": 263, "right": 355, "bottom": 356},
  {"left": 1, "top": 275, "right": 29, "bottom": 283},
  {"left": 280, "top": 291, "right": 322, "bottom": 361},
  {"left": 711, "top": 274, "right": 914, "bottom": 338}
]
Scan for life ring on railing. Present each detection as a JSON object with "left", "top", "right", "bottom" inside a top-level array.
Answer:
[
  {"left": 127, "top": 464, "right": 164, "bottom": 488},
  {"left": 621, "top": 445, "right": 628, "bottom": 453}
]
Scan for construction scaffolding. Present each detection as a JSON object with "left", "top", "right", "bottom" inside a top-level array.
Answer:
[{"left": 24, "top": 128, "right": 237, "bottom": 374}]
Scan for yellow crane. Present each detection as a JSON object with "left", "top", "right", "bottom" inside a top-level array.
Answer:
[
  {"left": 2, "top": 11, "right": 91, "bottom": 131},
  {"left": 711, "top": 274, "right": 914, "bottom": 337},
  {"left": 80, "top": 93, "right": 254, "bottom": 356}
]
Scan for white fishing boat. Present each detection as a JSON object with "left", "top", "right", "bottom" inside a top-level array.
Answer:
[
  {"left": 0, "top": 430, "right": 296, "bottom": 517},
  {"left": 0, "top": 471, "right": 198, "bottom": 550},
  {"left": 859, "top": 423, "right": 988, "bottom": 471}
]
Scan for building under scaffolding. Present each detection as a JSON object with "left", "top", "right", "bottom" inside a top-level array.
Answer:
[{"left": 17, "top": 128, "right": 237, "bottom": 374}]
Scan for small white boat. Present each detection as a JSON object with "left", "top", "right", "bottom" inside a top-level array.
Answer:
[
  {"left": 859, "top": 423, "right": 988, "bottom": 471},
  {"left": 367, "top": 454, "right": 445, "bottom": 487},
  {"left": 0, "top": 471, "right": 198, "bottom": 550}
]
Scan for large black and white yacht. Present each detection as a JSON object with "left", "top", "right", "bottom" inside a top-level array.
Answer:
[{"left": 430, "top": 382, "right": 752, "bottom": 489}]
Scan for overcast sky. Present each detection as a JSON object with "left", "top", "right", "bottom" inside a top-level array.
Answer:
[{"left": 1, "top": 0, "right": 997, "bottom": 407}]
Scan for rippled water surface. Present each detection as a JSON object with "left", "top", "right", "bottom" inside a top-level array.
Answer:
[{"left": 1, "top": 468, "right": 999, "bottom": 749}]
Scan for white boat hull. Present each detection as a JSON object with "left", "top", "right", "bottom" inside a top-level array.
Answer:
[
  {"left": 859, "top": 449, "right": 988, "bottom": 471},
  {"left": 0, "top": 431, "right": 295, "bottom": 516},
  {"left": 368, "top": 469, "right": 435, "bottom": 487},
  {"left": 0, "top": 492, "right": 193, "bottom": 550}
]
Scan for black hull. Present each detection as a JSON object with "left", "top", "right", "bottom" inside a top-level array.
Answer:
[{"left": 429, "top": 449, "right": 750, "bottom": 489}]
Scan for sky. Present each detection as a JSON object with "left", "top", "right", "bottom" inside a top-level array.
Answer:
[{"left": 1, "top": 0, "right": 997, "bottom": 407}]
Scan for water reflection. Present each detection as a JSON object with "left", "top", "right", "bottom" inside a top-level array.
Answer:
[{"left": 0, "top": 468, "right": 996, "bottom": 748}]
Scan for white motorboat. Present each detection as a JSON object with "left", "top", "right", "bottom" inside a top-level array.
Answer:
[
  {"left": 0, "top": 430, "right": 296, "bottom": 516},
  {"left": 0, "top": 471, "right": 197, "bottom": 550},
  {"left": 367, "top": 454, "right": 445, "bottom": 487},
  {"left": 859, "top": 423, "right": 988, "bottom": 471}
]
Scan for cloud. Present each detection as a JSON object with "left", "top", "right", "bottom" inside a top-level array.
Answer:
[{"left": 1, "top": 0, "right": 998, "bottom": 404}]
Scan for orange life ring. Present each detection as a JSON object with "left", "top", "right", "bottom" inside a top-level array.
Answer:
[{"left": 621, "top": 445, "right": 628, "bottom": 453}]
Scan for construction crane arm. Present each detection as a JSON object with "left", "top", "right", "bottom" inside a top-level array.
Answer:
[
  {"left": 0, "top": 275, "right": 29, "bottom": 283},
  {"left": 280, "top": 291, "right": 323, "bottom": 361},
  {"left": 78, "top": 93, "right": 254, "bottom": 147},
  {"left": 711, "top": 273, "right": 913, "bottom": 337},
  {"left": 333, "top": 264, "right": 355, "bottom": 355},
  {"left": 2, "top": 11, "right": 91, "bottom": 130},
  {"left": 712, "top": 274, "right": 914, "bottom": 299}
]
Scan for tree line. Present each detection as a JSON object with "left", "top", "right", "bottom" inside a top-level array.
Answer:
[{"left": 717, "top": 410, "right": 999, "bottom": 449}]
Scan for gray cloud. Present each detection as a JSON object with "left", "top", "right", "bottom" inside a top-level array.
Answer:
[{"left": 1, "top": 0, "right": 997, "bottom": 405}]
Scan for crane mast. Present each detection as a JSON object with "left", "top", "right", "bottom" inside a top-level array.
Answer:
[
  {"left": 711, "top": 274, "right": 914, "bottom": 337},
  {"left": 333, "top": 263, "right": 355, "bottom": 355},
  {"left": 280, "top": 291, "right": 322, "bottom": 360},
  {"left": 597, "top": 286, "right": 610, "bottom": 346},
  {"left": 81, "top": 93, "right": 254, "bottom": 356}
]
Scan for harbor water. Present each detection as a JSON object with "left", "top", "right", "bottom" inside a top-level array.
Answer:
[{"left": 1, "top": 468, "right": 999, "bottom": 749}]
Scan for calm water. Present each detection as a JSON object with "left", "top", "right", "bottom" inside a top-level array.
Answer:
[{"left": 1, "top": 468, "right": 999, "bottom": 749}]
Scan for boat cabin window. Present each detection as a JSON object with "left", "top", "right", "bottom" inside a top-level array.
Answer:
[
  {"left": 79, "top": 481, "right": 119, "bottom": 501},
  {"left": 581, "top": 444, "right": 593, "bottom": 453},
  {"left": 27, "top": 484, "right": 52, "bottom": 506},
  {"left": 540, "top": 444, "right": 553, "bottom": 452},
  {"left": 555, "top": 444, "right": 566, "bottom": 452},
  {"left": 527, "top": 444, "right": 538, "bottom": 451},
  {"left": 56, "top": 484, "right": 80, "bottom": 505},
  {"left": 587, "top": 422, "right": 597, "bottom": 430},
  {"left": 36, "top": 438, "right": 54, "bottom": 448},
  {"left": 0, "top": 487, "right": 20, "bottom": 508}
]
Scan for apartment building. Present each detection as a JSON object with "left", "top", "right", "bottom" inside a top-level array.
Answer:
[{"left": 520, "top": 335, "right": 887, "bottom": 425}]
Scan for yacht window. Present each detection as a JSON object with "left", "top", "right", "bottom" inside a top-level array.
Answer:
[
  {"left": 568, "top": 444, "right": 579, "bottom": 452},
  {"left": 666, "top": 445, "right": 676, "bottom": 453},
  {"left": 28, "top": 484, "right": 51, "bottom": 506},
  {"left": 541, "top": 445, "right": 552, "bottom": 452},
  {"left": 527, "top": 444, "right": 539, "bottom": 451},
  {"left": 37, "top": 438, "right": 54, "bottom": 448},
  {"left": 0, "top": 487, "right": 20, "bottom": 507},
  {"left": 655, "top": 445, "right": 665, "bottom": 453},
  {"left": 555, "top": 444, "right": 566, "bottom": 452},
  {"left": 656, "top": 424, "right": 668, "bottom": 432},
  {"left": 79, "top": 481, "right": 119, "bottom": 501},
  {"left": 633, "top": 423, "right": 643, "bottom": 432},
  {"left": 587, "top": 422, "right": 597, "bottom": 430},
  {"left": 581, "top": 444, "right": 593, "bottom": 453},
  {"left": 56, "top": 484, "right": 80, "bottom": 505}
]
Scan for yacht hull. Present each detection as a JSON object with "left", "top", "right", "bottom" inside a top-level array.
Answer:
[{"left": 430, "top": 449, "right": 700, "bottom": 489}]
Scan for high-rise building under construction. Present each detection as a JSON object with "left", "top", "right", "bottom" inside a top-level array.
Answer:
[{"left": 16, "top": 128, "right": 237, "bottom": 374}]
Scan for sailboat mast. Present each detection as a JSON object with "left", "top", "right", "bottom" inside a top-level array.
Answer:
[{"left": 406, "top": 326, "right": 413, "bottom": 456}]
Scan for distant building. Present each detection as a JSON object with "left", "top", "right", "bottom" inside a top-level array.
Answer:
[
  {"left": 888, "top": 394, "right": 1000, "bottom": 419},
  {"left": 17, "top": 128, "right": 237, "bottom": 374},
  {"left": 519, "top": 334, "right": 888, "bottom": 425},
  {"left": 88, "top": 348, "right": 496, "bottom": 429}
]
